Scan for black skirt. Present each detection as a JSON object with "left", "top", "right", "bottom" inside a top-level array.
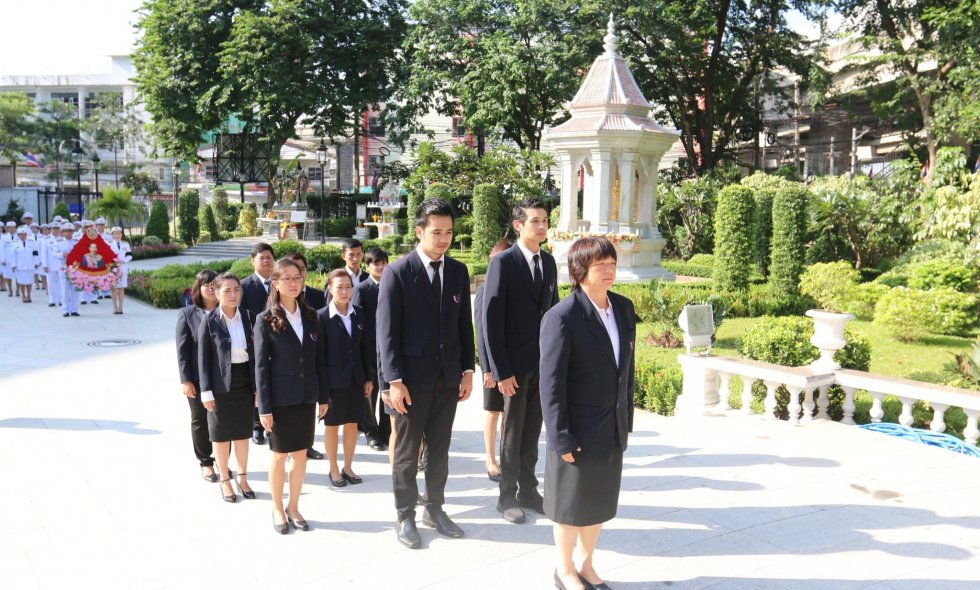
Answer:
[
  {"left": 544, "top": 442, "right": 623, "bottom": 527},
  {"left": 483, "top": 384, "right": 504, "bottom": 412},
  {"left": 323, "top": 385, "right": 363, "bottom": 426},
  {"left": 269, "top": 402, "right": 316, "bottom": 453},
  {"left": 207, "top": 363, "right": 254, "bottom": 443}
]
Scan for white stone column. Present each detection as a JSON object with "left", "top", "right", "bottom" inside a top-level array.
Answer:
[
  {"left": 77, "top": 87, "right": 87, "bottom": 121},
  {"left": 587, "top": 149, "right": 612, "bottom": 232},
  {"left": 558, "top": 152, "right": 576, "bottom": 231},
  {"left": 636, "top": 154, "right": 660, "bottom": 238},
  {"left": 618, "top": 152, "right": 639, "bottom": 230},
  {"left": 675, "top": 354, "right": 720, "bottom": 416}
]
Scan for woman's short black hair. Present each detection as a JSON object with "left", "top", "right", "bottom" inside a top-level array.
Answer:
[
  {"left": 191, "top": 269, "right": 219, "bottom": 309},
  {"left": 363, "top": 247, "right": 389, "bottom": 266},
  {"left": 567, "top": 237, "right": 617, "bottom": 291},
  {"left": 414, "top": 197, "right": 455, "bottom": 229},
  {"left": 212, "top": 271, "right": 241, "bottom": 291}
]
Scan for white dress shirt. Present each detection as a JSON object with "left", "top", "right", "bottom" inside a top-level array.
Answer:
[
  {"left": 201, "top": 307, "right": 250, "bottom": 403},
  {"left": 329, "top": 300, "right": 355, "bottom": 337},
  {"left": 588, "top": 294, "right": 620, "bottom": 366},
  {"left": 515, "top": 240, "right": 542, "bottom": 277},
  {"left": 346, "top": 266, "right": 362, "bottom": 287},
  {"left": 284, "top": 302, "right": 304, "bottom": 341},
  {"left": 254, "top": 271, "right": 271, "bottom": 293}
]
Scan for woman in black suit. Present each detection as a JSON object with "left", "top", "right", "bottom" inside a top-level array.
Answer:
[
  {"left": 475, "top": 240, "right": 510, "bottom": 482},
  {"left": 255, "top": 258, "right": 330, "bottom": 534},
  {"left": 198, "top": 272, "right": 257, "bottom": 504},
  {"left": 318, "top": 269, "right": 372, "bottom": 488},
  {"left": 175, "top": 269, "right": 219, "bottom": 482},
  {"left": 539, "top": 237, "right": 635, "bottom": 590}
]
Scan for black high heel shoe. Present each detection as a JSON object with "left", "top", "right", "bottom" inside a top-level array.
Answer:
[
  {"left": 287, "top": 514, "right": 310, "bottom": 531},
  {"left": 219, "top": 478, "right": 237, "bottom": 503},
  {"left": 272, "top": 512, "right": 288, "bottom": 535},
  {"left": 341, "top": 469, "right": 362, "bottom": 485},
  {"left": 234, "top": 472, "right": 256, "bottom": 499}
]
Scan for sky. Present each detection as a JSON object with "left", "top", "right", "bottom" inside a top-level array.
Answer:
[{"left": 0, "top": 2, "right": 836, "bottom": 76}]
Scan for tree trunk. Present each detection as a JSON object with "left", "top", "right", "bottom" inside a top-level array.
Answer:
[{"left": 353, "top": 115, "right": 361, "bottom": 190}]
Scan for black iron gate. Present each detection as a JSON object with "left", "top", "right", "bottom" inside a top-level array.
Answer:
[{"left": 38, "top": 188, "right": 102, "bottom": 223}]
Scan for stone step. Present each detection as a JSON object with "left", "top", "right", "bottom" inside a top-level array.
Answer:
[{"left": 179, "top": 240, "right": 259, "bottom": 258}]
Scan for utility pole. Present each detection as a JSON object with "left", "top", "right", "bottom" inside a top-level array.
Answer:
[
  {"left": 829, "top": 136, "right": 835, "bottom": 176},
  {"left": 794, "top": 82, "right": 801, "bottom": 177},
  {"left": 753, "top": 76, "right": 762, "bottom": 170}
]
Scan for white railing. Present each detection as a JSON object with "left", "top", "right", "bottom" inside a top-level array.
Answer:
[{"left": 676, "top": 354, "right": 980, "bottom": 447}]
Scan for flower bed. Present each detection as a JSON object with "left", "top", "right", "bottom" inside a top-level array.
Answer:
[{"left": 131, "top": 243, "right": 183, "bottom": 260}]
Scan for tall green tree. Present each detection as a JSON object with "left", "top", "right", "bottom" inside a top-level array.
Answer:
[
  {"left": 597, "top": 0, "right": 820, "bottom": 176},
  {"left": 0, "top": 93, "right": 37, "bottom": 186},
  {"left": 833, "top": 0, "right": 978, "bottom": 177},
  {"left": 35, "top": 100, "right": 80, "bottom": 189},
  {"left": 132, "top": 0, "right": 407, "bottom": 178},
  {"left": 83, "top": 92, "right": 147, "bottom": 180},
  {"left": 389, "top": 0, "right": 599, "bottom": 151}
]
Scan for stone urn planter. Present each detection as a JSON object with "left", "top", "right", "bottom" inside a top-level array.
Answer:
[{"left": 805, "top": 309, "right": 856, "bottom": 373}]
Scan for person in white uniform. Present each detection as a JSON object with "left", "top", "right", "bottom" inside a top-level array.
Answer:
[
  {"left": 44, "top": 224, "right": 64, "bottom": 307},
  {"left": 52, "top": 222, "right": 80, "bottom": 317},
  {"left": 11, "top": 226, "right": 39, "bottom": 303},
  {"left": 1, "top": 220, "right": 16, "bottom": 296},
  {"left": 108, "top": 226, "right": 132, "bottom": 314},
  {"left": 95, "top": 217, "right": 112, "bottom": 300},
  {"left": 35, "top": 224, "right": 50, "bottom": 291}
]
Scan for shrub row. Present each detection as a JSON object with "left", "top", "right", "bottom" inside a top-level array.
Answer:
[{"left": 130, "top": 243, "right": 182, "bottom": 260}]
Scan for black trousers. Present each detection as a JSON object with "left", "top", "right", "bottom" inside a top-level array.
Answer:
[
  {"left": 361, "top": 376, "right": 392, "bottom": 441},
  {"left": 253, "top": 407, "right": 262, "bottom": 432},
  {"left": 499, "top": 369, "right": 543, "bottom": 501},
  {"left": 392, "top": 376, "right": 458, "bottom": 521},
  {"left": 186, "top": 384, "right": 214, "bottom": 466}
]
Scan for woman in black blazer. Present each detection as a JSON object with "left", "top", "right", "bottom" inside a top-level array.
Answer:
[
  {"left": 198, "top": 272, "right": 257, "bottom": 504},
  {"left": 255, "top": 258, "right": 330, "bottom": 534},
  {"left": 539, "top": 237, "right": 635, "bottom": 590},
  {"left": 175, "top": 269, "right": 219, "bottom": 482},
  {"left": 475, "top": 240, "right": 511, "bottom": 482},
  {"left": 318, "top": 268, "right": 372, "bottom": 488}
]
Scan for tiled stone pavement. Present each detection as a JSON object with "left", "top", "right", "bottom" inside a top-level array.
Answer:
[{"left": 1, "top": 291, "right": 978, "bottom": 589}]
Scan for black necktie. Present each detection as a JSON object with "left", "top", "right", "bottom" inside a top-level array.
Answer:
[
  {"left": 533, "top": 254, "right": 542, "bottom": 296},
  {"left": 263, "top": 279, "right": 271, "bottom": 292},
  {"left": 430, "top": 260, "right": 442, "bottom": 310}
]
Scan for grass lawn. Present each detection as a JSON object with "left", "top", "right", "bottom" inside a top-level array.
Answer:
[{"left": 635, "top": 317, "right": 972, "bottom": 384}]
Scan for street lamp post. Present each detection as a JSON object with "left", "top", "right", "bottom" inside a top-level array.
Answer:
[
  {"left": 71, "top": 142, "right": 85, "bottom": 217},
  {"left": 112, "top": 137, "right": 120, "bottom": 189},
  {"left": 315, "top": 139, "right": 329, "bottom": 244},
  {"left": 172, "top": 163, "right": 181, "bottom": 241},
  {"left": 91, "top": 152, "right": 101, "bottom": 194}
]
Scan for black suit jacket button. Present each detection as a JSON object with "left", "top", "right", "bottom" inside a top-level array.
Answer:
[
  {"left": 299, "top": 358, "right": 304, "bottom": 363},
  {"left": 300, "top": 373, "right": 304, "bottom": 378},
  {"left": 440, "top": 344, "right": 444, "bottom": 349}
]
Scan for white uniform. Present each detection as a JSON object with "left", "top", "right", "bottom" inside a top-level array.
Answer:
[
  {"left": 1, "top": 232, "right": 15, "bottom": 280},
  {"left": 36, "top": 233, "right": 50, "bottom": 282},
  {"left": 11, "top": 237, "right": 39, "bottom": 286},
  {"left": 51, "top": 236, "right": 79, "bottom": 314},
  {"left": 45, "top": 237, "right": 64, "bottom": 305},
  {"left": 108, "top": 239, "right": 132, "bottom": 288}
]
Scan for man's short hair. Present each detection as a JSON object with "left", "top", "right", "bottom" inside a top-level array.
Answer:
[
  {"left": 250, "top": 242, "right": 274, "bottom": 259},
  {"left": 341, "top": 238, "right": 363, "bottom": 253},
  {"left": 414, "top": 197, "right": 455, "bottom": 229},
  {"left": 567, "top": 237, "right": 617, "bottom": 291},
  {"left": 363, "top": 247, "right": 389, "bottom": 266},
  {"left": 283, "top": 251, "right": 308, "bottom": 269},
  {"left": 512, "top": 197, "right": 549, "bottom": 225}
]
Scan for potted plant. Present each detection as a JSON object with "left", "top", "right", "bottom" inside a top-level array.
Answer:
[{"left": 799, "top": 261, "right": 858, "bottom": 372}]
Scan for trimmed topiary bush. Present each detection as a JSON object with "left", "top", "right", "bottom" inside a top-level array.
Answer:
[
  {"left": 799, "top": 261, "right": 861, "bottom": 313},
  {"left": 229, "top": 258, "right": 254, "bottom": 278},
  {"left": 906, "top": 259, "right": 978, "bottom": 293},
  {"left": 713, "top": 185, "right": 755, "bottom": 291},
  {"left": 52, "top": 201, "right": 72, "bottom": 221},
  {"left": 472, "top": 183, "right": 503, "bottom": 260},
  {"left": 145, "top": 200, "right": 171, "bottom": 244},
  {"left": 769, "top": 184, "right": 809, "bottom": 294},
  {"left": 875, "top": 286, "right": 979, "bottom": 341},
  {"left": 271, "top": 239, "right": 305, "bottom": 259},
  {"left": 238, "top": 203, "right": 258, "bottom": 236},
  {"left": 306, "top": 244, "right": 344, "bottom": 273},
  {"left": 753, "top": 188, "right": 776, "bottom": 277},
  {"left": 176, "top": 189, "right": 200, "bottom": 247},
  {"left": 200, "top": 204, "right": 221, "bottom": 243}
]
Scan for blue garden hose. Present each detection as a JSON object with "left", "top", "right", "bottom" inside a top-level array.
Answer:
[{"left": 859, "top": 423, "right": 980, "bottom": 458}]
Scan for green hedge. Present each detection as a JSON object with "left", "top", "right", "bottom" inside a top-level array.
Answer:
[
  {"left": 874, "top": 286, "right": 979, "bottom": 341},
  {"left": 472, "top": 183, "right": 502, "bottom": 260},
  {"left": 271, "top": 240, "right": 305, "bottom": 259},
  {"left": 146, "top": 200, "right": 171, "bottom": 244},
  {"left": 769, "top": 184, "right": 808, "bottom": 293},
  {"left": 130, "top": 244, "right": 182, "bottom": 260},
  {"left": 635, "top": 359, "right": 684, "bottom": 416},
  {"left": 753, "top": 188, "right": 776, "bottom": 277},
  {"left": 127, "top": 271, "right": 189, "bottom": 309},
  {"left": 306, "top": 245, "right": 344, "bottom": 273},
  {"left": 713, "top": 185, "right": 755, "bottom": 291},
  {"left": 661, "top": 259, "right": 714, "bottom": 278},
  {"left": 200, "top": 204, "right": 220, "bottom": 242},
  {"left": 176, "top": 189, "right": 200, "bottom": 247}
]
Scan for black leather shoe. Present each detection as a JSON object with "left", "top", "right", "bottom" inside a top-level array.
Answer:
[
  {"left": 368, "top": 438, "right": 387, "bottom": 451},
  {"left": 201, "top": 465, "right": 218, "bottom": 483},
  {"left": 576, "top": 573, "right": 597, "bottom": 590},
  {"left": 219, "top": 479, "right": 236, "bottom": 503},
  {"left": 252, "top": 428, "right": 266, "bottom": 445},
  {"left": 341, "top": 469, "right": 362, "bottom": 485},
  {"left": 396, "top": 519, "right": 422, "bottom": 549},
  {"left": 63, "top": 313, "right": 69, "bottom": 317},
  {"left": 422, "top": 509, "right": 464, "bottom": 538},
  {"left": 330, "top": 473, "right": 347, "bottom": 487},
  {"left": 273, "top": 513, "right": 288, "bottom": 535},
  {"left": 48, "top": 303, "right": 55, "bottom": 307},
  {"left": 487, "top": 469, "right": 502, "bottom": 483},
  {"left": 287, "top": 514, "right": 310, "bottom": 531},
  {"left": 234, "top": 473, "right": 256, "bottom": 499},
  {"left": 497, "top": 499, "right": 526, "bottom": 524},
  {"left": 517, "top": 490, "right": 545, "bottom": 515},
  {"left": 90, "top": 300, "right": 99, "bottom": 304},
  {"left": 306, "top": 447, "right": 323, "bottom": 460}
]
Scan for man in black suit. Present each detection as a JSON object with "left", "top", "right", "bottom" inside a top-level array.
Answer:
[
  {"left": 377, "top": 198, "right": 475, "bottom": 549},
  {"left": 326, "top": 239, "right": 370, "bottom": 305},
  {"left": 279, "top": 251, "right": 326, "bottom": 460},
  {"left": 238, "top": 243, "right": 275, "bottom": 445},
  {"left": 483, "top": 198, "right": 558, "bottom": 524},
  {"left": 351, "top": 247, "right": 390, "bottom": 451}
]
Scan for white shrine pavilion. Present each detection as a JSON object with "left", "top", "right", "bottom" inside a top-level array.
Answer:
[{"left": 545, "top": 15, "right": 679, "bottom": 282}]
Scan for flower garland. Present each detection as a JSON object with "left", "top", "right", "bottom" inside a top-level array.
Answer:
[
  {"left": 547, "top": 229, "right": 641, "bottom": 245},
  {"left": 65, "top": 263, "right": 122, "bottom": 292}
]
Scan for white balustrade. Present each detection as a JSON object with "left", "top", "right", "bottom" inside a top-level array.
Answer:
[{"left": 676, "top": 354, "right": 980, "bottom": 448}]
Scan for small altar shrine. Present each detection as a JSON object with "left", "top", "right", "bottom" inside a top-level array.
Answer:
[
  {"left": 258, "top": 168, "right": 319, "bottom": 240},
  {"left": 545, "top": 15, "right": 680, "bottom": 282},
  {"left": 359, "top": 182, "right": 405, "bottom": 240}
]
